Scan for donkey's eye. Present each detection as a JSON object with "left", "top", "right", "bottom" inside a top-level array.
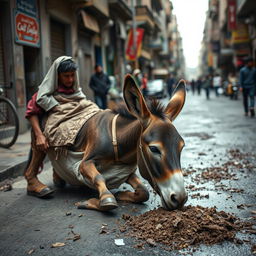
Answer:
[{"left": 149, "top": 146, "right": 161, "bottom": 155}]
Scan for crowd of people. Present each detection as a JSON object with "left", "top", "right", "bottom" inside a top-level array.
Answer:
[{"left": 187, "top": 57, "right": 256, "bottom": 118}]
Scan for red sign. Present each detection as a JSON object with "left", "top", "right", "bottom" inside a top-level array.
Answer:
[
  {"left": 126, "top": 28, "right": 144, "bottom": 61},
  {"left": 15, "top": 12, "right": 40, "bottom": 47},
  {"left": 228, "top": 0, "right": 237, "bottom": 31}
]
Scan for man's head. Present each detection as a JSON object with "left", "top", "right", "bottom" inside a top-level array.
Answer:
[
  {"left": 95, "top": 64, "right": 102, "bottom": 74},
  {"left": 57, "top": 59, "right": 78, "bottom": 88},
  {"left": 245, "top": 57, "right": 254, "bottom": 68}
]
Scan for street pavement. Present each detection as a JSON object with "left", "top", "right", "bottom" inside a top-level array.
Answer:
[{"left": 0, "top": 90, "right": 255, "bottom": 256}]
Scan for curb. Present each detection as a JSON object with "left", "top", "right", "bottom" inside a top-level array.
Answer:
[{"left": 0, "top": 159, "right": 28, "bottom": 182}]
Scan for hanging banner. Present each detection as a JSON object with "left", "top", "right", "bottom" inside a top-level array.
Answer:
[
  {"left": 126, "top": 28, "right": 144, "bottom": 61},
  {"left": 228, "top": 0, "right": 237, "bottom": 31}
]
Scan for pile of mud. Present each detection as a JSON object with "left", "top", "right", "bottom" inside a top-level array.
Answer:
[{"left": 120, "top": 205, "right": 254, "bottom": 250}]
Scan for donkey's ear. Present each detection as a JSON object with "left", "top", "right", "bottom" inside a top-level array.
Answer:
[
  {"left": 165, "top": 79, "right": 186, "bottom": 121},
  {"left": 123, "top": 74, "right": 150, "bottom": 124}
]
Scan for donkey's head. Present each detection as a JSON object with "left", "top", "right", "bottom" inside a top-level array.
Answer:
[{"left": 123, "top": 74, "right": 187, "bottom": 210}]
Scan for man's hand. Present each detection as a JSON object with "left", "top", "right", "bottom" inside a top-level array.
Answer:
[
  {"left": 240, "top": 87, "right": 243, "bottom": 92},
  {"left": 36, "top": 134, "right": 49, "bottom": 152}
]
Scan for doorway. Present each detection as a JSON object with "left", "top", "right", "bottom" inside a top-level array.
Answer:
[{"left": 23, "top": 46, "right": 40, "bottom": 102}]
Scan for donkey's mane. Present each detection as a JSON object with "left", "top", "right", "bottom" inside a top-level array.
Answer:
[{"left": 113, "top": 99, "right": 166, "bottom": 120}]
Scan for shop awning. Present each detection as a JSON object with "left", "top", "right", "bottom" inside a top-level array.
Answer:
[
  {"left": 152, "top": 68, "right": 169, "bottom": 76},
  {"left": 81, "top": 10, "right": 100, "bottom": 33}
]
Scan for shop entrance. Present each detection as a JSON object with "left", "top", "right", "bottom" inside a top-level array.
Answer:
[{"left": 23, "top": 46, "right": 40, "bottom": 102}]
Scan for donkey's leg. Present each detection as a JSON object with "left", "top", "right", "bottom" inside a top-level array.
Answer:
[
  {"left": 115, "top": 173, "right": 149, "bottom": 203},
  {"left": 76, "top": 161, "right": 118, "bottom": 211},
  {"left": 24, "top": 148, "right": 54, "bottom": 198}
]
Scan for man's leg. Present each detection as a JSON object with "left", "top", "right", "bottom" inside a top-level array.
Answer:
[
  {"left": 94, "top": 94, "right": 103, "bottom": 109},
  {"left": 243, "top": 89, "right": 249, "bottom": 115},
  {"left": 101, "top": 95, "right": 107, "bottom": 109},
  {"left": 249, "top": 87, "right": 255, "bottom": 117}
]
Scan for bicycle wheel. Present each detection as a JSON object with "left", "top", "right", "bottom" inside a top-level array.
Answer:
[{"left": 0, "top": 96, "right": 19, "bottom": 148}]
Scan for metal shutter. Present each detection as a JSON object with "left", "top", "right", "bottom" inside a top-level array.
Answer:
[{"left": 50, "top": 19, "right": 66, "bottom": 62}]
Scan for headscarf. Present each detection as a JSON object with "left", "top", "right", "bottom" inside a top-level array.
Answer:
[{"left": 36, "top": 56, "right": 85, "bottom": 112}]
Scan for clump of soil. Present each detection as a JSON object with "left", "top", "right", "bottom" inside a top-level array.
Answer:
[{"left": 120, "top": 205, "right": 253, "bottom": 251}]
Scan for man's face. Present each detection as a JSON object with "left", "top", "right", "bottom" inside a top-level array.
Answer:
[
  {"left": 58, "top": 71, "right": 76, "bottom": 87},
  {"left": 96, "top": 66, "right": 102, "bottom": 73},
  {"left": 247, "top": 61, "right": 253, "bottom": 68}
]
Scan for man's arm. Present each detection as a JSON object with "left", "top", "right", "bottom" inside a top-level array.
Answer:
[
  {"left": 239, "top": 69, "right": 244, "bottom": 91},
  {"left": 28, "top": 115, "right": 49, "bottom": 152}
]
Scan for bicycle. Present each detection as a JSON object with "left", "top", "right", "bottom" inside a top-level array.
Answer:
[{"left": 0, "top": 87, "right": 19, "bottom": 148}]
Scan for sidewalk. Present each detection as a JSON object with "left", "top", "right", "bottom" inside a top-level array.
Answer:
[{"left": 0, "top": 130, "right": 31, "bottom": 182}]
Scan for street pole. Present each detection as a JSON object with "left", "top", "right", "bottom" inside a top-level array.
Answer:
[{"left": 132, "top": 0, "right": 138, "bottom": 69}]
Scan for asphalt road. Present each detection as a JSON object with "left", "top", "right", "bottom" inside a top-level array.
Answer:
[{"left": 0, "top": 90, "right": 255, "bottom": 256}]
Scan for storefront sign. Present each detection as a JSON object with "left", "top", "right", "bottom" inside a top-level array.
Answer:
[
  {"left": 126, "top": 28, "right": 144, "bottom": 61},
  {"left": 228, "top": 0, "right": 237, "bottom": 31},
  {"left": 15, "top": 11, "right": 40, "bottom": 47},
  {"left": 16, "top": 0, "right": 38, "bottom": 18},
  {"left": 231, "top": 23, "right": 249, "bottom": 44}
]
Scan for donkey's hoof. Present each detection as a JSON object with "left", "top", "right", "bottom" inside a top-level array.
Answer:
[
  {"left": 27, "top": 187, "right": 55, "bottom": 198},
  {"left": 99, "top": 197, "right": 118, "bottom": 211}
]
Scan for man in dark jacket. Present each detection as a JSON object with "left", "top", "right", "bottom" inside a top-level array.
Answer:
[
  {"left": 239, "top": 57, "right": 256, "bottom": 117},
  {"left": 89, "top": 64, "right": 110, "bottom": 109}
]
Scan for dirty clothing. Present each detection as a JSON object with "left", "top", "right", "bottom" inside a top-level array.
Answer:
[{"left": 44, "top": 95, "right": 100, "bottom": 147}]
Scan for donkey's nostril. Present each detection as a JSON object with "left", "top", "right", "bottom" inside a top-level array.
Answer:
[{"left": 170, "top": 193, "right": 178, "bottom": 205}]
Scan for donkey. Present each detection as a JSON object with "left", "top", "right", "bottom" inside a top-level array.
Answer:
[{"left": 24, "top": 74, "right": 187, "bottom": 211}]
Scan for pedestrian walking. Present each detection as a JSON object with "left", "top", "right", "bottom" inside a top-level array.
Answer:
[
  {"left": 141, "top": 73, "right": 148, "bottom": 97},
  {"left": 89, "top": 64, "right": 111, "bottom": 109},
  {"left": 202, "top": 75, "right": 211, "bottom": 100},
  {"left": 190, "top": 79, "right": 196, "bottom": 95},
  {"left": 196, "top": 77, "right": 202, "bottom": 95},
  {"left": 239, "top": 57, "right": 256, "bottom": 117},
  {"left": 166, "top": 73, "right": 176, "bottom": 97},
  {"left": 213, "top": 73, "right": 221, "bottom": 97}
]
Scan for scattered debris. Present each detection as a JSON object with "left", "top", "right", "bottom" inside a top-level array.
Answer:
[
  {"left": 66, "top": 212, "right": 72, "bottom": 216},
  {"left": 66, "top": 230, "right": 81, "bottom": 241},
  {"left": 115, "top": 239, "right": 125, "bottom": 246},
  {"left": 252, "top": 244, "right": 256, "bottom": 254},
  {"left": 27, "top": 248, "right": 35, "bottom": 255},
  {"left": 100, "top": 224, "right": 109, "bottom": 234},
  {"left": 78, "top": 214, "right": 84, "bottom": 217},
  {"left": 0, "top": 183, "right": 12, "bottom": 192},
  {"left": 51, "top": 242, "right": 65, "bottom": 248},
  {"left": 120, "top": 205, "right": 253, "bottom": 251}
]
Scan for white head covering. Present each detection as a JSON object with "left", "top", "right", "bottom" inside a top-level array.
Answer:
[{"left": 36, "top": 56, "right": 85, "bottom": 112}]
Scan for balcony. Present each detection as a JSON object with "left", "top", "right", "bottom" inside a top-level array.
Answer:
[
  {"left": 135, "top": 5, "right": 155, "bottom": 31},
  {"left": 82, "top": 0, "right": 109, "bottom": 20},
  {"left": 108, "top": 0, "right": 132, "bottom": 21}
]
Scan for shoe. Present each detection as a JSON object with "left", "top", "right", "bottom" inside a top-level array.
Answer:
[
  {"left": 250, "top": 109, "right": 255, "bottom": 117},
  {"left": 27, "top": 187, "right": 55, "bottom": 198}
]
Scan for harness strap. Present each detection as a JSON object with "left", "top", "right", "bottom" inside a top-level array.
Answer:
[{"left": 111, "top": 114, "right": 119, "bottom": 161}]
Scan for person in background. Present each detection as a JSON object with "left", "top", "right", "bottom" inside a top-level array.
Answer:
[
  {"left": 141, "top": 73, "right": 148, "bottom": 97},
  {"left": 213, "top": 73, "right": 221, "bottom": 97},
  {"left": 89, "top": 64, "right": 110, "bottom": 109},
  {"left": 190, "top": 79, "right": 196, "bottom": 95},
  {"left": 132, "top": 69, "right": 142, "bottom": 87},
  {"left": 196, "top": 77, "right": 202, "bottom": 95},
  {"left": 166, "top": 73, "right": 176, "bottom": 98},
  {"left": 202, "top": 75, "right": 211, "bottom": 100},
  {"left": 239, "top": 57, "right": 256, "bottom": 117}
]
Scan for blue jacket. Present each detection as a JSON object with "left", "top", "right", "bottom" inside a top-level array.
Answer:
[{"left": 239, "top": 66, "right": 256, "bottom": 89}]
